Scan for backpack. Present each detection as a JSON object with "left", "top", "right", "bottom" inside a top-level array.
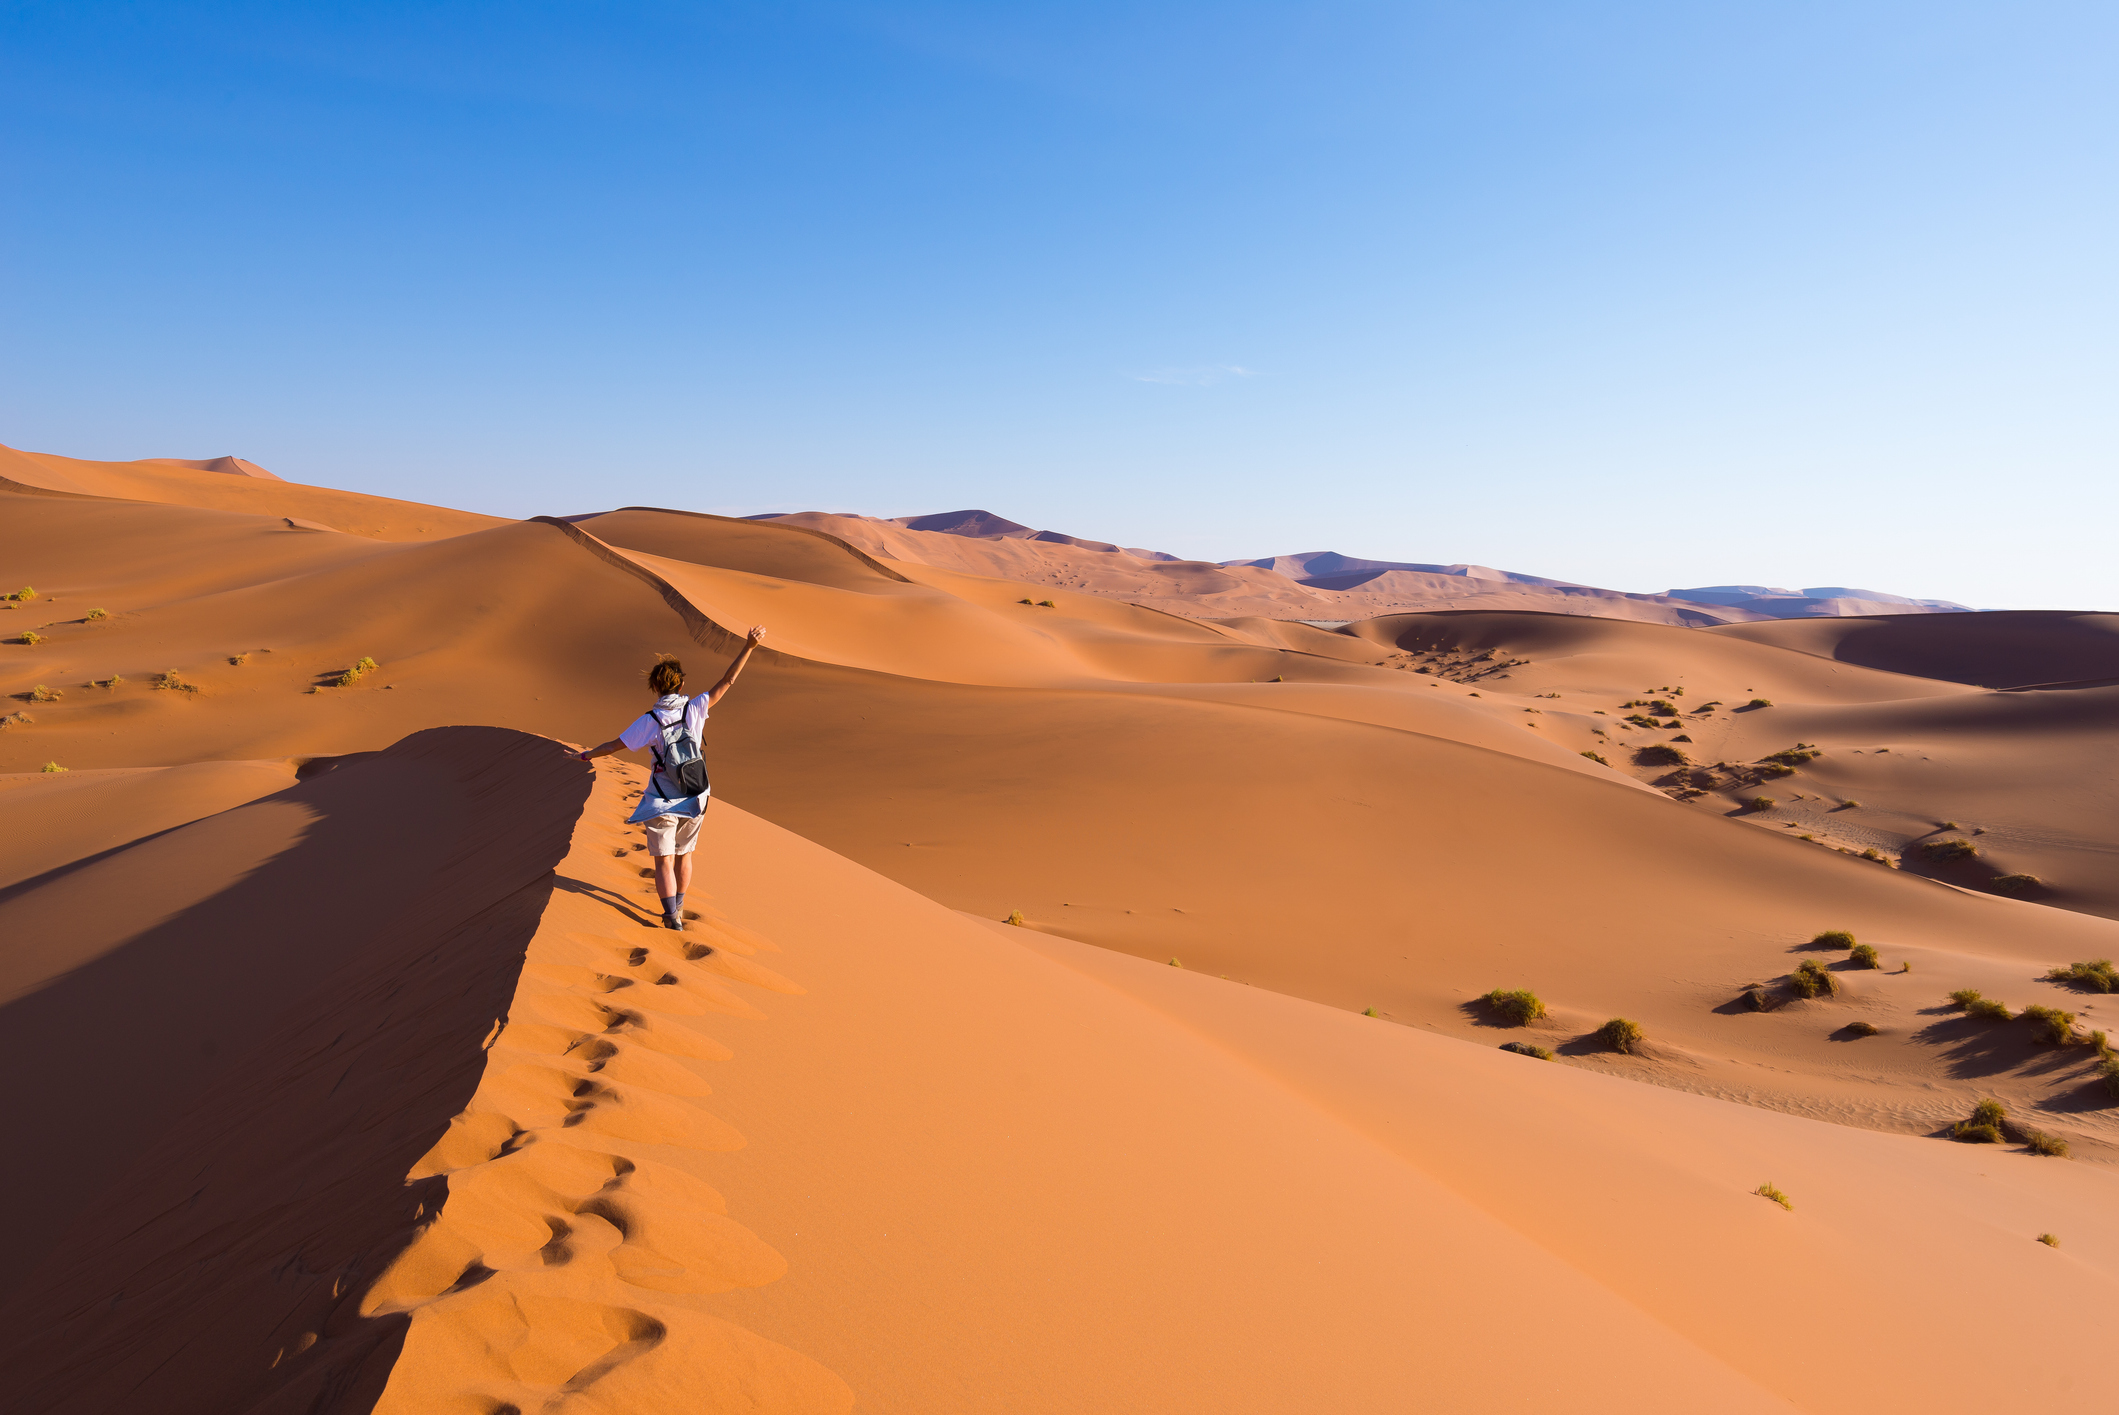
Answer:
[{"left": 653, "top": 698, "right": 710, "bottom": 796}]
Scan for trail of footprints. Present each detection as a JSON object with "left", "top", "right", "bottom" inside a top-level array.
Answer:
[{"left": 358, "top": 769, "right": 848, "bottom": 1415}]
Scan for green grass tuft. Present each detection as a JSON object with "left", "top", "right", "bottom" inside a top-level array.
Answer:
[
  {"left": 1952, "top": 1122, "right": 2004, "bottom": 1144},
  {"left": 1579, "top": 750, "right": 1609, "bottom": 765},
  {"left": 2044, "top": 959, "right": 2117, "bottom": 993},
  {"left": 1812, "top": 929, "right": 1857, "bottom": 950},
  {"left": 153, "top": 669, "right": 199, "bottom": 693},
  {"left": 1485, "top": 988, "right": 1547, "bottom": 1026},
  {"left": 1499, "top": 1040, "right": 1555, "bottom": 1060},
  {"left": 1747, "top": 796, "right": 1775, "bottom": 811},
  {"left": 1747, "top": 698, "right": 1773, "bottom": 708},
  {"left": 2021, "top": 1004, "right": 2077, "bottom": 1046},
  {"left": 2026, "top": 1131, "right": 2071, "bottom": 1158},
  {"left": 16, "top": 630, "right": 45, "bottom": 646},
  {"left": 1786, "top": 959, "right": 1840, "bottom": 999},
  {"left": 1755, "top": 1182, "right": 1792, "bottom": 1210},
  {"left": 1923, "top": 838, "right": 1979, "bottom": 862},
  {"left": 25, "top": 684, "right": 60, "bottom": 703},
  {"left": 1964, "top": 997, "right": 2012, "bottom": 1021},
  {"left": 1635, "top": 743, "right": 1689, "bottom": 766},
  {"left": 1989, "top": 873, "right": 2042, "bottom": 896},
  {"left": 1849, "top": 944, "right": 1881, "bottom": 969},
  {"left": 1947, "top": 988, "right": 1983, "bottom": 1008},
  {"left": 1848, "top": 1020, "right": 1880, "bottom": 1036},
  {"left": 1597, "top": 1017, "right": 1644, "bottom": 1054},
  {"left": 1003, "top": 909, "right": 1025, "bottom": 926},
  {"left": 1970, "top": 1098, "right": 2007, "bottom": 1128},
  {"left": 10, "top": 585, "right": 36, "bottom": 601},
  {"left": 40, "top": 760, "right": 67, "bottom": 772}
]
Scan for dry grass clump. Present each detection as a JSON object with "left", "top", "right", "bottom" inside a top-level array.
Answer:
[
  {"left": 1635, "top": 743, "right": 1688, "bottom": 766},
  {"left": 25, "top": 684, "right": 61, "bottom": 703},
  {"left": 1952, "top": 1098, "right": 2008, "bottom": 1143},
  {"left": 40, "top": 760, "right": 67, "bottom": 772},
  {"left": 2037, "top": 1233, "right": 2060, "bottom": 1247},
  {"left": 1037, "top": 599, "right": 1057, "bottom": 608},
  {"left": 330, "top": 655, "right": 381, "bottom": 688},
  {"left": 153, "top": 669, "right": 199, "bottom": 693},
  {"left": 85, "top": 607, "right": 107, "bottom": 620},
  {"left": 1754, "top": 1182, "right": 1792, "bottom": 1210},
  {"left": 2044, "top": 959, "right": 2117, "bottom": 993},
  {"left": 1579, "top": 750, "right": 1609, "bottom": 765},
  {"left": 1746, "top": 796, "right": 1775, "bottom": 811},
  {"left": 1597, "top": 1017, "right": 1644, "bottom": 1054},
  {"left": 229, "top": 652, "right": 250, "bottom": 666},
  {"left": 9, "top": 585, "right": 37, "bottom": 601},
  {"left": 1746, "top": 697, "right": 1773, "bottom": 709},
  {"left": 1485, "top": 988, "right": 1546, "bottom": 1026},
  {"left": 94, "top": 674, "right": 124, "bottom": 689},
  {"left": 0, "top": 711, "right": 31, "bottom": 729},
  {"left": 1989, "top": 873, "right": 2042, "bottom": 896},
  {"left": 1849, "top": 943, "right": 1881, "bottom": 969},
  {"left": 15, "top": 630, "right": 45, "bottom": 646},
  {"left": 1786, "top": 959, "right": 1840, "bottom": 999},
  {"left": 1923, "top": 838, "right": 1979, "bottom": 862},
  {"left": 1963, "top": 996, "right": 2012, "bottom": 1021},
  {"left": 1499, "top": 1040, "right": 1554, "bottom": 1060},
  {"left": 2097, "top": 1051, "right": 2119, "bottom": 1100},
  {"left": 1812, "top": 929, "right": 1856, "bottom": 950},
  {"left": 2025, "top": 1131, "right": 2071, "bottom": 1158},
  {"left": 1761, "top": 746, "right": 1821, "bottom": 766},
  {"left": 1755, "top": 762, "right": 1796, "bottom": 779},
  {"left": 1003, "top": 909, "right": 1026, "bottom": 926},
  {"left": 1847, "top": 1020, "right": 1880, "bottom": 1037},
  {"left": 2020, "top": 1004, "right": 2078, "bottom": 1047}
]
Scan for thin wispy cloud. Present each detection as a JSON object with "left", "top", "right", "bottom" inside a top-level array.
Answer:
[{"left": 1127, "top": 364, "right": 1261, "bottom": 387}]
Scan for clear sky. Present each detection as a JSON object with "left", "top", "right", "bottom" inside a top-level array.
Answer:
[{"left": 4, "top": 2, "right": 2115, "bottom": 607}]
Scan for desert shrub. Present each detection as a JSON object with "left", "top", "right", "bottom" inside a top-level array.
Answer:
[
  {"left": 1017, "top": 598, "right": 1034, "bottom": 605},
  {"left": 1761, "top": 747, "right": 1819, "bottom": 766},
  {"left": 40, "top": 760, "right": 66, "bottom": 772},
  {"left": 1849, "top": 944, "right": 1881, "bottom": 969},
  {"left": 1787, "top": 959, "right": 1840, "bottom": 999},
  {"left": 1965, "top": 997, "right": 2012, "bottom": 1021},
  {"left": 1579, "top": 751, "right": 1609, "bottom": 765},
  {"left": 1840, "top": 800, "right": 1861, "bottom": 809},
  {"left": 1742, "top": 986, "right": 1770, "bottom": 1011},
  {"left": 1756, "top": 762, "right": 1796, "bottom": 779},
  {"left": 1598, "top": 1017, "right": 1644, "bottom": 1054},
  {"left": 1755, "top": 1182, "right": 1792, "bottom": 1210},
  {"left": 1168, "top": 957, "right": 1183, "bottom": 967},
  {"left": 1647, "top": 698, "right": 1676, "bottom": 715},
  {"left": 1969, "top": 1098, "right": 2007, "bottom": 1129},
  {"left": 1499, "top": 1040, "right": 1555, "bottom": 1060},
  {"left": 1635, "top": 743, "right": 1688, "bottom": 766},
  {"left": 96, "top": 675, "right": 124, "bottom": 689},
  {"left": 1747, "top": 796, "right": 1775, "bottom": 811},
  {"left": 1812, "top": 930, "right": 1857, "bottom": 950},
  {"left": 1486, "top": 988, "right": 1547, "bottom": 1026},
  {"left": 2037, "top": 1233, "right": 2060, "bottom": 1247},
  {"left": 229, "top": 652, "right": 249, "bottom": 666},
  {"left": 26, "top": 684, "right": 60, "bottom": 702},
  {"left": 1989, "top": 873, "right": 2042, "bottom": 896},
  {"left": 1037, "top": 599, "right": 1057, "bottom": 608},
  {"left": 2026, "top": 1131, "right": 2071, "bottom": 1158},
  {"left": 1848, "top": 1021, "right": 1880, "bottom": 1036},
  {"left": 2098, "top": 1053, "right": 2119, "bottom": 1099},
  {"left": 2044, "top": 959, "right": 2117, "bottom": 993},
  {"left": 1860, "top": 847, "right": 1887, "bottom": 862},
  {"left": 1924, "top": 839, "right": 1979, "bottom": 862},
  {"left": 2021, "top": 1004, "right": 2077, "bottom": 1046},
  {"left": 1947, "top": 988, "right": 1984, "bottom": 1009},
  {"left": 17, "top": 630, "right": 45, "bottom": 646},
  {"left": 1952, "top": 1122, "right": 2004, "bottom": 1143},
  {"left": 1003, "top": 909, "right": 1025, "bottom": 925},
  {"left": 85, "top": 607, "right": 107, "bottom": 620},
  {"left": 0, "top": 711, "right": 30, "bottom": 728},
  {"left": 10, "top": 585, "right": 36, "bottom": 601},
  {"left": 1939, "top": 820, "right": 1961, "bottom": 830},
  {"left": 153, "top": 670, "right": 198, "bottom": 693},
  {"left": 1747, "top": 698, "right": 1773, "bottom": 708}
]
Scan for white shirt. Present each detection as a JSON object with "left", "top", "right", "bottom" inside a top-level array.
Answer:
[{"left": 619, "top": 692, "right": 710, "bottom": 812}]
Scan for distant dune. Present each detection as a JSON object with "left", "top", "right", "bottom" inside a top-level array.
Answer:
[{"left": 3, "top": 458, "right": 2113, "bottom": 1412}]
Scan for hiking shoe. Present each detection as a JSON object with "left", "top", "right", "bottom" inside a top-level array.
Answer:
[{"left": 662, "top": 913, "right": 686, "bottom": 931}]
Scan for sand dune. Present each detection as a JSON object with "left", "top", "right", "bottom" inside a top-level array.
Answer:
[{"left": 6, "top": 460, "right": 2116, "bottom": 1411}]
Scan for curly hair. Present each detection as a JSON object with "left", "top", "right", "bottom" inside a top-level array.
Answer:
[{"left": 648, "top": 656, "right": 685, "bottom": 695}]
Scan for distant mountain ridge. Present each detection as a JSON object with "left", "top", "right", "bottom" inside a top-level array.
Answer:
[{"left": 755, "top": 509, "right": 1972, "bottom": 623}]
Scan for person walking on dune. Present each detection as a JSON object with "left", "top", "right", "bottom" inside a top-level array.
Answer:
[{"left": 572, "top": 625, "right": 767, "bottom": 929}]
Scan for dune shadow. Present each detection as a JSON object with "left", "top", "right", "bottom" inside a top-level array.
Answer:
[
  {"left": 1911, "top": 1016, "right": 2082, "bottom": 1080},
  {"left": 2040, "top": 1075, "right": 2118, "bottom": 1115}
]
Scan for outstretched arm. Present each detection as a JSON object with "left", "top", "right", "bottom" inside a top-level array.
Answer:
[
  {"left": 570, "top": 737, "right": 627, "bottom": 763},
  {"left": 705, "top": 625, "right": 768, "bottom": 707}
]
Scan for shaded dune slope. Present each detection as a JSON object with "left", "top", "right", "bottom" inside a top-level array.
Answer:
[
  {"left": 1708, "top": 610, "right": 2119, "bottom": 688},
  {"left": 0, "top": 727, "right": 587, "bottom": 1413}
]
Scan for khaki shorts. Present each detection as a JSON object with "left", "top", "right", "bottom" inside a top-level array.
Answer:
[{"left": 643, "top": 812, "right": 702, "bottom": 857}]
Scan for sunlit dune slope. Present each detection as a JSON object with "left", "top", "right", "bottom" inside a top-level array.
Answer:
[
  {"left": 758, "top": 509, "right": 1755, "bottom": 624},
  {"left": 0, "top": 758, "right": 295, "bottom": 890},
  {"left": 1708, "top": 610, "right": 2119, "bottom": 688},
  {"left": 0, "top": 727, "right": 587, "bottom": 1414},
  {"left": 1, "top": 441, "right": 507, "bottom": 540}
]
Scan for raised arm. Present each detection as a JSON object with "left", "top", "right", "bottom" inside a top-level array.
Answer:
[
  {"left": 705, "top": 625, "right": 768, "bottom": 707},
  {"left": 570, "top": 737, "right": 627, "bottom": 762}
]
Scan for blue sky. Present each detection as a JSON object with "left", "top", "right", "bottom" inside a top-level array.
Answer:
[{"left": 3, "top": 2, "right": 2115, "bottom": 607}]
